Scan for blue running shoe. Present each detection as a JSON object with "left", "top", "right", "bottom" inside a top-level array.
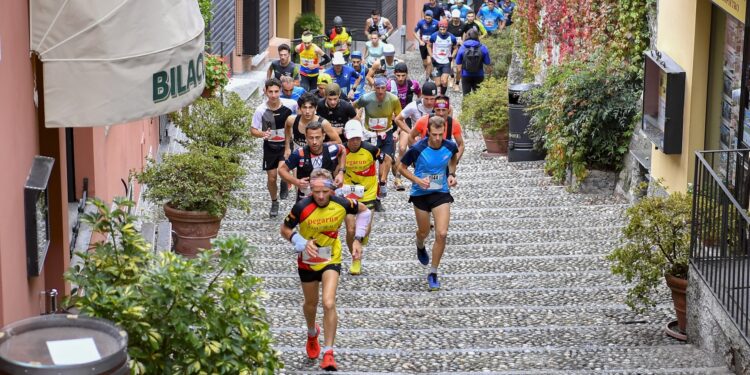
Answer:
[
  {"left": 417, "top": 246, "right": 429, "bottom": 265},
  {"left": 428, "top": 273, "right": 440, "bottom": 291}
]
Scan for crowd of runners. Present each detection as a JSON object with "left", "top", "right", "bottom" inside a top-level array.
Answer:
[{"left": 249, "top": 0, "right": 514, "bottom": 370}]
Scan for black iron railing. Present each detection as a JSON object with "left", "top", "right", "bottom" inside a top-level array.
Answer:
[{"left": 691, "top": 149, "right": 750, "bottom": 346}]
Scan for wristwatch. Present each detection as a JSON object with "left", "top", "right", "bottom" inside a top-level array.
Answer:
[
  {"left": 448, "top": 172, "right": 456, "bottom": 177},
  {"left": 354, "top": 236, "right": 365, "bottom": 242}
]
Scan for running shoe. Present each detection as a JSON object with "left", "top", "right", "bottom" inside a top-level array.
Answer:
[
  {"left": 320, "top": 349, "right": 338, "bottom": 371},
  {"left": 373, "top": 199, "right": 385, "bottom": 212},
  {"left": 393, "top": 177, "right": 405, "bottom": 191},
  {"left": 306, "top": 324, "right": 321, "bottom": 359},
  {"left": 269, "top": 200, "right": 280, "bottom": 218},
  {"left": 377, "top": 183, "right": 387, "bottom": 199},
  {"left": 428, "top": 273, "right": 440, "bottom": 291},
  {"left": 349, "top": 259, "right": 362, "bottom": 275},
  {"left": 279, "top": 181, "right": 289, "bottom": 200},
  {"left": 417, "top": 246, "right": 429, "bottom": 265}
]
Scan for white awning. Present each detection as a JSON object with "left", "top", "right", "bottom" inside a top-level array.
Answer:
[{"left": 30, "top": 0, "right": 206, "bottom": 128}]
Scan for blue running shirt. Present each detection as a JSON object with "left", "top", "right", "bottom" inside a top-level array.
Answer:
[{"left": 400, "top": 137, "right": 458, "bottom": 196}]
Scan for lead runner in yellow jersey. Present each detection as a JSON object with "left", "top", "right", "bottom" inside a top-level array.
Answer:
[{"left": 280, "top": 168, "right": 371, "bottom": 371}]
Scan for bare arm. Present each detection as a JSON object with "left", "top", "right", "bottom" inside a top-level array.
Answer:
[
  {"left": 277, "top": 161, "right": 297, "bottom": 186},
  {"left": 322, "top": 120, "right": 342, "bottom": 144},
  {"left": 454, "top": 133, "right": 465, "bottom": 162},
  {"left": 284, "top": 116, "right": 295, "bottom": 157},
  {"left": 394, "top": 112, "right": 411, "bottom": 133},
  {"left": 408, "top": 126, "right": 422, "bottom": 146},
  {"left": 366, "top": 60, "right": 380, "bottom": 87},
  {"left": 397, "top": 157, "right": 430, "bottom": 189},
  {"left": 383, "top": 19, "right": 395, "bottom": 39},
  {"left": 267, "top": 66, "right": 273, "bottom": 80}
]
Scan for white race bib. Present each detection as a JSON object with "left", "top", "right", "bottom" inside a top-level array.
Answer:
[
  {"left": 336, "top": 184, "right": 365, "bottom": 199},
  {"left": 301, "top": 246, "right": 332, "bottom": 265},
  {"left": 484, "top": 19, "right": 494, "bottom": 27},
  {"left": 368, "top": 117, "right": 389, "bottom": 131},
  {"left": 422, "top": 34, "right": 431, "bottom": 42},
  {"left": 268, "top": 128, "right": 285, "bottom": 142},
  {"left": 427, "top": 172, "right": 444, "bottom": 190}
]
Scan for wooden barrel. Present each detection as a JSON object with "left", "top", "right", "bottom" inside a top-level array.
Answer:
[{"left": 0, "top": 314, "right": 128, "bottom": 374}]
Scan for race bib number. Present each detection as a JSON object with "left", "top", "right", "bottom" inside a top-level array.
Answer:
[
  {"left": 301, "top": 57, "right": 315, "bottom": 67},
  {"left": 368, "top": 117, "right": 389, "bottom": 131},
  {"left": 484, "top": 19, "right": 494, "bottom": 27},
  {"left": 301, "top": 246, "right": 332, "bottom": 265},
  {"left": 427, "top": 172, "right": 444, "bottom": 190},
  {"left": 422, "top": 35, "right": 431, "bottom": 42},
  {"left": 336, "top": 184, "right": 365, "bottom": 199},
  {"left": 268, "top": 128, "right": 285, "bottom": 142}
]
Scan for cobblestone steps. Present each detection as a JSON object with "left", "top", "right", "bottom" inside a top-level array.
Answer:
[{"left": 224, "top": 52, "right": 729, "bottom": 373}]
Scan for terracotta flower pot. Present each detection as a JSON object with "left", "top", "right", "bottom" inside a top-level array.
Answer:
[
  {"left": 665, "top": 273, "right": 688, "bottom": 333},
  {"left": 163, "top": 204, "right": 223, "bottom": 258},
  {"left": 482, "top": 127, "right": 509, "bottom": 156}
]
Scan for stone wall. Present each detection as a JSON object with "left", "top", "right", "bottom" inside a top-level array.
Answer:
[{"left": 687, "top": 265, "right": 750, "bottom": 374}]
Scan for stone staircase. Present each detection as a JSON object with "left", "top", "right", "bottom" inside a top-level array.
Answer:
[{"left": 218, "top": 133, "right": 732, "bottom": 374}]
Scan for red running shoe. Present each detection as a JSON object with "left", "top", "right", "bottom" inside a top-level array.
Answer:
[
  {"left": 306, "top": 324, "right": 321, "bottom": 359},
  {"left": 320, "top": 348, "right": 338, "bottom": 371}
]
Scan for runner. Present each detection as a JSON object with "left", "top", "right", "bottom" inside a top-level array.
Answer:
[
  {"left": 364, "top": 9, "right": 395, "bottom": 41},
  {"left": 365, "top": 44, "right": 400, "bottom": 86},
  {"left": 325, "top": 16, "right": 352, "bottom": 60},
  {"left": 398, "top": 116, "right": 458, "bottom": 291},
  {"left": 427, "top": 19, "right": 458, "bottom": 95},
  {"left": 338, "top": 120, "right": 382, "bottom": 275},
  {"left": 348, "top": 51, "right": 367, "bottom": 101},
  {"left": 451, "top": 0, "right": 473, "bottom": 22},
  {"left": 414, "top": 10, "right": 439, "bottom": 82},
  {"left": 279, "top": 119, "right": 346, "bottom": 201},
  {"left": 324, "top": 52, "right": 361, "bottom": 99},
  {"left": 363, "top": 30, "right": 384, "bottom": 68},
  {"left": 285, "top": 92, "right": 342, "bottom": 151},
  {"left": 280, "top": 75, "right": 306, "bottom": 100},
  {"left": 456, "top": 28, "right": 492, "bottom": 95},
  {"left": 447, "top": 9, "right": 465, "bottom": 91},
  {"left": 353, "top": 77, "right": 403, "bottom": 212},
  {"left": 267, "top": 44, "right": 299, "bottom": 82},
  {"left": 386, "top": 63, "right": 422, "bottom": 191},
  {"left": 423, "top": 0, "right": 447, "bottom": 20},
  {"left": 462, "top": 10, "right": 488, "bottom": 39},
  {"left": 477, "top": 0, "right": 504, "bottom": 35},
  {"left": 296, "top": 31, "right": 330, "bottom": 91},
  {"left": 409, "top": 95, "right": 465, "bottom": 162},
  {"left": 394, "top": 81, "right": 437, "bottom": 189},
  {"left": 249, "top": 78, "right": 299, "bottom": 217},
  {"left": 317, "top": 83, "right": 359, "bottom": 142},
  {"left": 500, "top": 0, "right": 516, "bottom": 27},
  {"left": 279, "top": 168, "right": 371, "bottom": 371},
  {"left": 309, "top": 73, "right": 347, "bottom": 101}
]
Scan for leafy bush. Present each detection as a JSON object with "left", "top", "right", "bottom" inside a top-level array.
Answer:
[
  {"left": 482, "top": 30, "right": 513, "bottom": 80},
  {"left": 136, "top": 148, "right": 247, "bottom": 217},
  {"left": 527, "top": 59, "right": 641, "bottom": 184},
  {"left": 294, "top": 12, "right": 323, "bottom": 38},
  {"left": 607, "top": 185, "right": 692, "bottom": 312},
  {"left": 172, "top": 92, "right": 254, "bottom": 156},
  {"left": 66, "top": 198, "right": 282, "bottom": 374},
  {"left": 460, "top": 77, "right": 509, "bottom": 136},
  {"left": 204, "top": 53, "right": 230, "bottom": 94}
]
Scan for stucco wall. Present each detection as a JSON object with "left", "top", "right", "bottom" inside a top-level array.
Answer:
[
  {"left": 651, "top": 0, "right": 711, "bottom": 192},
  {"left": 0, "top": 1, "right": 53, "bottom": 325}
]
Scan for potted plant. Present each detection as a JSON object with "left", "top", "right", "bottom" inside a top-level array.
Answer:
[
  {"left": 136, "top": 147, "right": 247, "bottom": 257},
  {"left": 172, "top": 92, "right": 254, "bottom": 158},
  {"left": 607, "top": 183, "right": 692, "bottom": 339},
  {"left": 461, "top": 76, "right": 510, "bottom": 155},
  {"left": 203, "top": 53, "right": 230, "bottom": 97},
  {"left": 66, "top": 198, "right": 282, "bottom": 373}
]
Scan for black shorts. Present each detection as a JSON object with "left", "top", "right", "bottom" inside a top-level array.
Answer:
[
  {"left": 432, "top": 60, "right": 453, "bottom": 75},
  {"left": 262, "top": 141, "right": 285, "bottom": 171},
  {"left": 409, "top": 192, "right": 454, "bottom": 212},
  {"left": 298, "top": 263, "right": 342, "bottom": 283},
  {"left": 375, "top": 130, "right": 395, "bottom": 158},
  {"left": 419, "top": 44, "right": 430, "bottom": 60}
]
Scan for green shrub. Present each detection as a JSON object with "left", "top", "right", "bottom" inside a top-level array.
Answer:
[
  {"left": 607, "top": 186, "right": 692, "bottom": 312},
  {"left": 527, "top": 59, "right": 641, "bottom": 185},
  {"left": 66, "top": 198, "right": 282, "bottom": 374},
  {"left": 294, "top": 12, "right": 323, "bottom": 38},
  {"left": 482, "top": 30, "right": 513, "bottom": 80},
  {"left": 460, "top": 77, "right": 509, "bottom": 136}
]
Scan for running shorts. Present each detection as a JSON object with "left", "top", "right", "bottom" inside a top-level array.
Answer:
[
  {"left": 432, "top": 60, "right": 452, "bottom": 75},
  {"left": 409, "top": 192, "right": 454, "bottom": 212},
  {"left": 298, "top": 263, "right": 342, "bottom": 283},
  {"left": 420, "top": 44, "right": 430, "bottom": 60},
  {"left": 262, "top": 141, "right": 285, "bottom": 171}
]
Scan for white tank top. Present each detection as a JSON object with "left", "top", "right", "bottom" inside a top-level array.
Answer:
[
  {"left": 370, "top": 17, "right": 387, "bottom": 36},
  {"left": 432, "top": 33, "right": 454, "bottom": 65}
]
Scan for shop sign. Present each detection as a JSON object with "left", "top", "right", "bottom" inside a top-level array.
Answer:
[{"left": 713, "top": 0, "right": 746, "bottom": 22}]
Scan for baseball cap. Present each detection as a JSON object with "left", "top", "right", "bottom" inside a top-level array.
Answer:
[
  {"left": 382, "top": 43, "right": 395, "bottom": 56},
  {"left": 331, "top": 51, "right": 346, "bottom": 65},
  {"left": 317, "top": 73, "right": 333, "bottom": 85},
  {"left": 374, "top": 76, "right": 388, "bottom": 87},
  {"left": 422, "top": 81, "right": 438, "bottom": 96},
  {"left": 301, "top": 34, "right": 313, "bottom": 43},
  {"left": 326, "top": 83, "right": 341, "bottom": 97},
  {"left": 350, "top": 50, "right": 362, "bottom": 60},
  {"left": 344, "top": 120, "right": 364, "bottom": 139},
  {"left": 425, "top": 10, "right": 434, "bottom": 17},
  {"left": 394, "top": 62, "right": 408, "bottom": 73},
  {"left": 451, "top": 9, "right": 461, "bottom": 18},
  {"left": 438, "top": 19, "right": 449, "bottom": 28}
]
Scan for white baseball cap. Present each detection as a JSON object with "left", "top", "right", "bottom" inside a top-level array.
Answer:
[
  {"left": 451, "top": 9, "right": 461, "bottom": 18},
  {"left": 344, "top": 120, "right": 364, "bottom": 139},
  {"left": 382, "top": 43, "right": 395, "bottom": 56},
  {"left": 331, "top": 51, "right": 346, "bottom": 65}
]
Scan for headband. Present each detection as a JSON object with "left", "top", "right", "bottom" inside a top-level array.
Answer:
[
  {"left": 310, "top": 178, "right": 337, "bottom": 190},
  {"left": 374, "top": 77, "right": 388, "bottom": 87},
  {"left": 435, "top": 101, "right": 450, "bottom": 109}
]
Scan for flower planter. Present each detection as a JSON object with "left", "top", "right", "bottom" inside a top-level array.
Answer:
[
  {"left": 163, "top": 204, "right": 222, "bottom": 257},
  {"left": 665, "top": 273, "right": 688, "bottom": 334},
  {"left": 482, "top": 127, "right": 509, "bottom": 156}
]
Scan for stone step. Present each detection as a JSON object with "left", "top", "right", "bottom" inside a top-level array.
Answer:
[
  {"left": 236, "top": 184, "right": 570, "bottom": 199},
  {"left": 273, "top": 344, "right": 730, "bottom": 374},
  {"left": 259, "top": 287, "right": 669, "bottom": 310}
]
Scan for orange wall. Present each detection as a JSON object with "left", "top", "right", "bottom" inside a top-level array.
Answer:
[{"left": 0, "top": 1, "right": 53, "bottom": 324}]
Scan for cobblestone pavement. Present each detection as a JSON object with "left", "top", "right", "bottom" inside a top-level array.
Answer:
[{"left": 222, "top": 52, "right": 731, "bottom": 374}]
